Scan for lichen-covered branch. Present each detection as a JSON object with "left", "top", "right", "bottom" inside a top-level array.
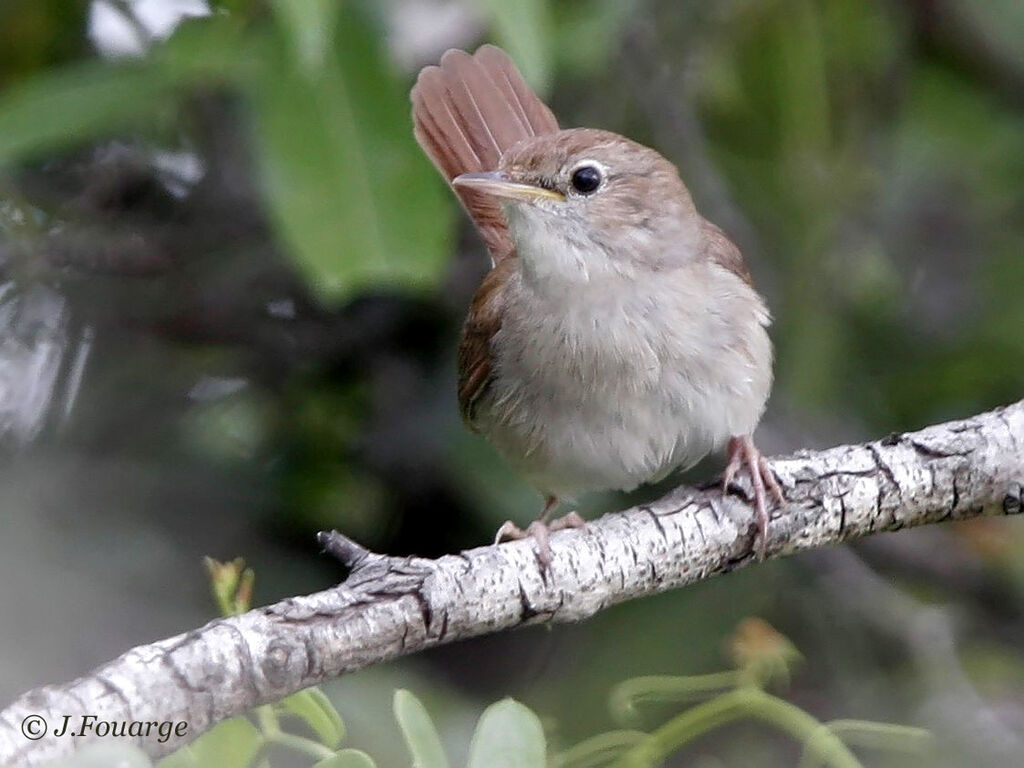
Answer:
[{"left": 2, "top": 400, "right": 1023, "bottom": 766}]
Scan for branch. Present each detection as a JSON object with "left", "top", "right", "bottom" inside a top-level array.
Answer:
[{"left": 3, "top": 401, "right": 1023, "bottom": 766}]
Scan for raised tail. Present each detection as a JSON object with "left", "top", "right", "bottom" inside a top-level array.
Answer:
[{"left": 411, "top": 45, "right": 558, "bottom": 263}]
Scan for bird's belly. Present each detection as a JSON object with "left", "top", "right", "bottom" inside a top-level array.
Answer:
[
  {"left": 472, "top": 260, "right": 772, "bottom": 499},
  {"left": 482, "top": 383, "right": 722, "bottom": 498},
  {"left": 480, "top": 329, "right": 751, "bottom": 498}
]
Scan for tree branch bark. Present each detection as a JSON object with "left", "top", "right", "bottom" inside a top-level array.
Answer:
[{"left": 3, "top": 400, "right": 1023, "bottom": 766}]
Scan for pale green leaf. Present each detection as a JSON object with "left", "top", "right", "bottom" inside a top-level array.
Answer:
[
  {"left": 277, "top": 687, "right": 346, "bottom": 748},
  {"left": 313, "top": 749, "right": 378, "bottom": 768},
  {"left": 394, "top": 689, "right": 450, "bottom": 768},
  {"left": 155, "top": 744, "right": 199, "bottom": 768},
  {"left": 183, "top": 717, "right": 262, "bottom": 768},
  {"left": 250, "top": 9, "right": 451, "bottom": 303},
  {"left": 550, "top": 0, "right": 637, "bottom": 77},
  {"left": 269, "top": 0, "right": 340, "bottom": 72},
  {"left": 467, "top": 698, "right": 546, "bottom": 768}
]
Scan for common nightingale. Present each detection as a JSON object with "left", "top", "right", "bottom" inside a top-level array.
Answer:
[{"left": 411, "top": 46, "right": 783, "bottom": 564}]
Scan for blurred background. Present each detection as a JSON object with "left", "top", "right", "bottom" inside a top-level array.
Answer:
[{"left": 1, "top": 0, "right": 1023, "bottom": 765}]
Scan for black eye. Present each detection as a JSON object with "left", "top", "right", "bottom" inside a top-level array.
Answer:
[{"left": 570, "top": 165, "right": 602, "bottom": 195}]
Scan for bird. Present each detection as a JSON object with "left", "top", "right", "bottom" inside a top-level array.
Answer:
[{"left": 410, "top": 45, "right": 783, "bottom": 565}]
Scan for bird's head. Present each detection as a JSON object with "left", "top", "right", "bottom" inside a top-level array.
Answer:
[{"left": 453, "top": 128, "right": 702, "bottom": 281}]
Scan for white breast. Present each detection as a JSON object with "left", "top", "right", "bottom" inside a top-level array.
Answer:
[{"left": 476, "top": 230, "right": 772, "bottom": 500}]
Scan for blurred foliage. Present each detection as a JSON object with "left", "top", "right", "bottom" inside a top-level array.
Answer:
[
  {"left": 150, "top": 688, "right": 544, "bottom": 768},
  {"left": 0, "top": 0, "right": 88, "bottom": 87},
  {"left": 691, "top": 0, "right": 1024, "bottom": 425},
  {"left": 554, "top": 619, "right": 931, "bottom": 768},
  {"left": 471, "top": 0, "right": 551, "bottom": 92},
  {"left": 251, "top": 4, "right": 450, "bottom": 302},
  {"left": 137, "top": 613, "right": 926, "bottom": 768},
  {"left": 0, "top": 1, "right": 450, "bottom": 303},
  {"left": 204, "top": 556, "right": 255, "bottom": 616}
]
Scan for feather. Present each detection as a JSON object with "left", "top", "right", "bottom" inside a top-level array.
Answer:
[{"left": 411, "top": 45, "right": 558, "bottom": 263}]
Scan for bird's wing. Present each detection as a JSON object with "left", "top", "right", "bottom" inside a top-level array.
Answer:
[
  {"left": 456, "top": 257, "right": 513, "bottom": 428},
  {"left": 411, "top": 45, "right": 559, "bottom": 264},
  {"left": 701, "top": 219, "right": 754, "bottom": 287}
]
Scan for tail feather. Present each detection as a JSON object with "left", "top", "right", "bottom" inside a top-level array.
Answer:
[{"left": 411, "top": 45, "right": 558, "bottom": 263}]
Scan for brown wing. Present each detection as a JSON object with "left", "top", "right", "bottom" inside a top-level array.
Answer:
[
  {"left": 411, "top": 45, "right": 559, "bottom": 264},
  {"left": 701, "top": 220, "right": 754, "bottom": 287},
  {"left": 457, "top": 257, "right": 514, "bottom": 428}
]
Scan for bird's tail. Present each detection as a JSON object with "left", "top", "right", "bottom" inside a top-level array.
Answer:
[{"left": 410, "top": 45, "right": 558, "bottom": 263}]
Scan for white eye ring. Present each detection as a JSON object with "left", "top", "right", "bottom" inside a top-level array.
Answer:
[{"left": 568, "top": 160, "right": 608, "bottom": 195}]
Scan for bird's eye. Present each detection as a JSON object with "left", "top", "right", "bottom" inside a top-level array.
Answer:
[{"left": 570, "top": 165, "right": 602, "bottom": 195}]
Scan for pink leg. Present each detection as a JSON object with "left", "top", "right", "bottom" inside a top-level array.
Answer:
[
  {"left": 723, "top": 435, "right": 785, "bottom": 559},
  {"left": 494, "top": 495, "right": 586, "bottom": 567}
]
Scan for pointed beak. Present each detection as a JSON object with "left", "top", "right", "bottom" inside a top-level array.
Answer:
[{"left": 452, "top": 171, "right": 565, "bottom": 202}]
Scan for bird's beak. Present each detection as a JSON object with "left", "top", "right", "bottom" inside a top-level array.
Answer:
[{"left": 452, "top": 171, "right": 565, "bottom": 202}]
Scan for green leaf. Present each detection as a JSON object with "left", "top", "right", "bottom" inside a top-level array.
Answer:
[
  {"left": 467, "top": 698, "right": 546, "bottom": 768},
  {"left": 394, "top": 689, "right": 450, "bottom": 768},
  {"left": 155, "top": 744, "right": 199, "bottom": 768},
  {"left": 277, "top": 687, "right": 346, "bottom": 748},
  {"left": 250, "top": 8, "right": 451, "bottom": 304},
  {"left": 550, "top": 0, "right": 636, "bottom": 77},
  {"left": 0, "top": 61, "right": 168, "bottom": 164},
  {"left": 183, "top": 717, "right": 262, "bottom": 768},
  {"left": 0, "top": 16, "right": 252, "bottom": 166},
  {"left": 471, "top": 0, "right": 553, "bottom": 93},
  {"left": 313, "top": 749, "right": 378, "bottom": 768},
  {"left": 269, "top": 0, "right": 340, "bottom": 73}
]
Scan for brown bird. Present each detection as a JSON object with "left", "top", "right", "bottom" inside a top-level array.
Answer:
[{"left": 411, "top": 46, "right": 783, "bottom": 564}]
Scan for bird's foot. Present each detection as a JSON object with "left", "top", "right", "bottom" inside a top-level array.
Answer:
[
  {"left": 494, "top": 506, "right": 586, "bottom": 568},
  {"left": 723, "top": 435, "right": 785, "bottom": 559}
]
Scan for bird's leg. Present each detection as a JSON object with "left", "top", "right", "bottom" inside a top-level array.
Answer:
[
  {"left": 494, "top": 495, "right": 586, "bottom": 567},
  {"left": 723, "top": 435, "right": 785, "bottom": 559}
]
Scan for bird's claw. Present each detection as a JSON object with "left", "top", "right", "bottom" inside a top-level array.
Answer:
[
  {"left": 723, "top": 435, "right": 785, "bottom": 559},
  {"left": 494, "top": 511, "right": 586, "bottom": 568}
]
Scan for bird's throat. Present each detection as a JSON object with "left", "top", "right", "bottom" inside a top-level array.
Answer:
[{"left": 506, "top": 206, "right": 631, "bottom": 293}]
